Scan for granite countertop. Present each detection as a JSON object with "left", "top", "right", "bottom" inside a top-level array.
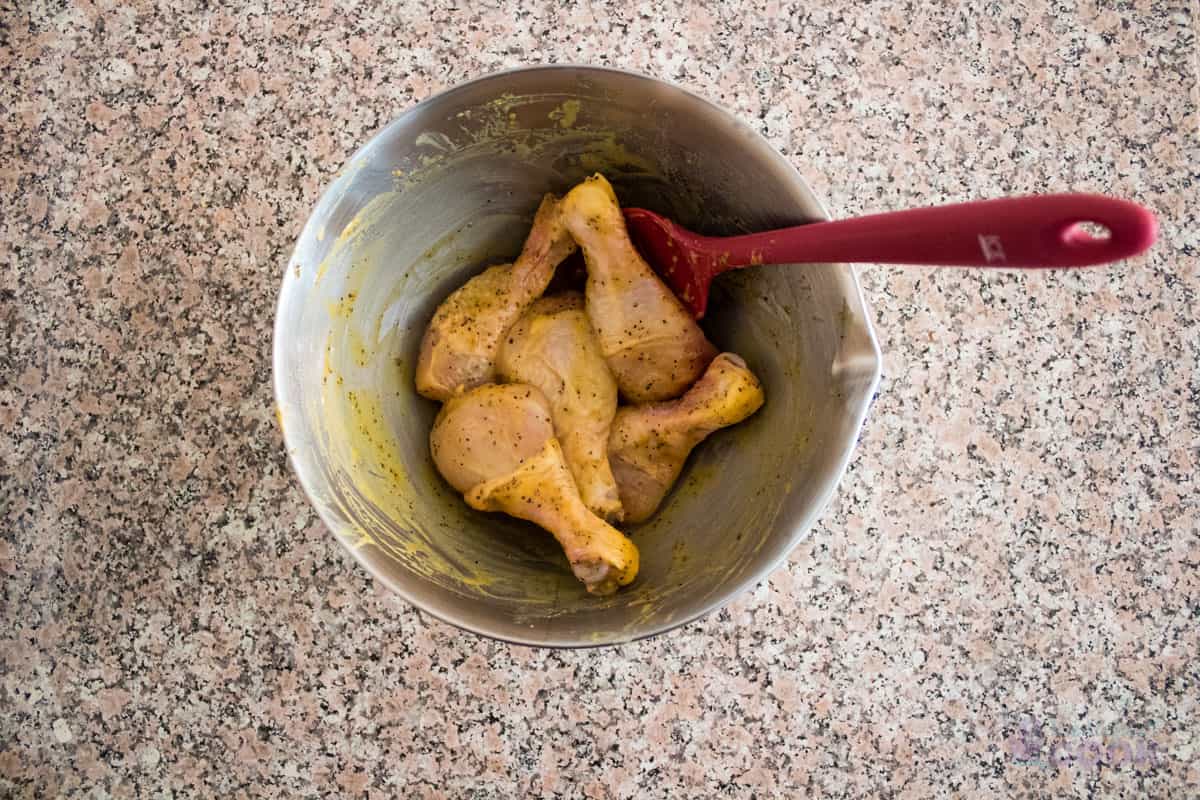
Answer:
[{"left": 3, "top": 1, "right": 1197, "bottom": 797}]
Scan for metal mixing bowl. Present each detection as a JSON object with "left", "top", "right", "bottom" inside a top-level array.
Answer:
[{"left": 273, "top": 66, "right": 881, "bottom": 647}]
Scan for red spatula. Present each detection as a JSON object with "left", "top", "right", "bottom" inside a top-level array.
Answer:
[{"left": 623, "top": 194, "right": 1157, "bottom": 318}]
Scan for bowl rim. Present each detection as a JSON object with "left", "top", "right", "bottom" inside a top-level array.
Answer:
[{"left": 273, "top": 63, "right": 883, "bottom": 648}]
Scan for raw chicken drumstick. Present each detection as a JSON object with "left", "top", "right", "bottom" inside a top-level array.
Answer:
[
  {"left": 429, "top": 383, "right": 639, "bottom": 595},
  {"left": 415, "top": 194, "right": 577, "bottom": 401},
  {"left": 559, "top": 174, "right": 717, "bottom": 403},
  {"left": 497, "top": 292, "right": 624, "bottom": 522},
  {"left": 608, "top": 353, "right": 765, "bottom": 523},
  {"left": 430, "top": 384, "right": 554, "bottom": 494}
]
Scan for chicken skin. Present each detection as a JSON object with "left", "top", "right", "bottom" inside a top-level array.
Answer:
[
  {"left": 429, "top": 383, "right": 639, "bottom": 594},
  {"left": 496, "top": 292, "right": 624, "bottom": 522},
  {"left": 559, "top": 174, "right": 717, "bottom": 403},
  {"left": 415, "top": 194, "right": 577, "bottom": 401},
  {"left": 608, "top": 353, "right": 765, "bottom": 523},
  {"left": 429, "top": 384, "right": 555, "bottom": 494}
]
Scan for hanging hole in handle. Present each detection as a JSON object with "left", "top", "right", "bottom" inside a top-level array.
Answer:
[{"left": 1062, "top": 220, "right": 1112, "bottom": 247}]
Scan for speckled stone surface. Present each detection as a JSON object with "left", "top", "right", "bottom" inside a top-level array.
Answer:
[{"left": 3, "top": 1, "right": 1197, "bottom": 797}]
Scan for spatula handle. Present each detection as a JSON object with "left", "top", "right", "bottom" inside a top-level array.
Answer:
[{"left": 720, "top": 194, "right": 1157, "bottom": 270}]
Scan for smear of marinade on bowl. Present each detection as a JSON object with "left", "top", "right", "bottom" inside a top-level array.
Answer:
[{"left": 414, "top": 174, "right": 765, "bottom": 595}]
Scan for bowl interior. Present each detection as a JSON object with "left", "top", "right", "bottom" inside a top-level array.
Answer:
[{"left": 274, "top": 67, "right": 880, "bottom": 646}]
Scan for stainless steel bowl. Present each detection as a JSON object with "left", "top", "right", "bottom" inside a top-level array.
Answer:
[{"left": 273, "top": 66, "right": 881, "bottom": 647}]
